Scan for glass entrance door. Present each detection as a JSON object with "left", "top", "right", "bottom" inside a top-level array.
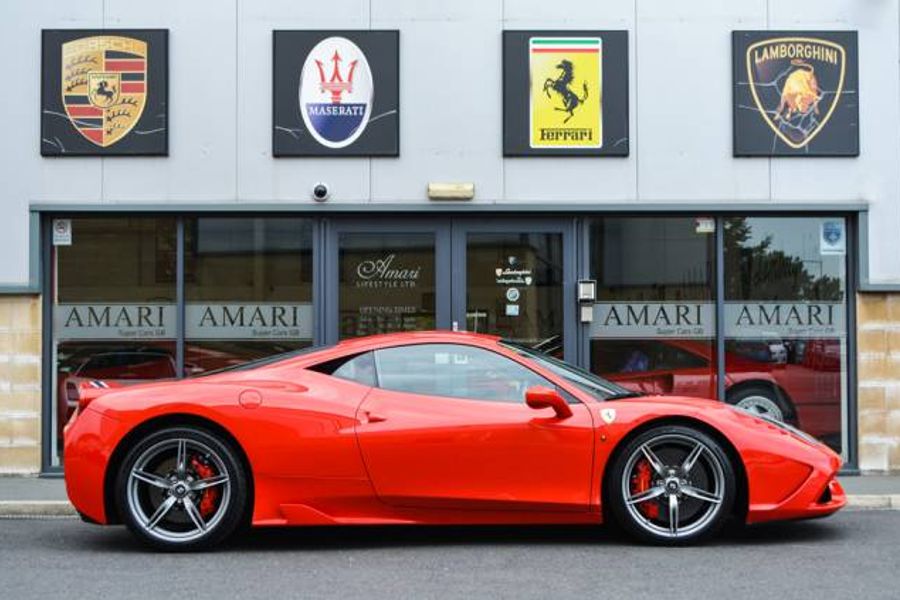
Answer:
[
  {"left": 326, "top": 219, "right": 574, "bottom": 359},
  {"left": 460, "top": 231, "right": 566, "bottom": 356},
  {"left": 326, "top": 221, "right": 452, "bottom": 342},
  {"left": 453, "top": 220, "right": 575, "bottom": 360}
]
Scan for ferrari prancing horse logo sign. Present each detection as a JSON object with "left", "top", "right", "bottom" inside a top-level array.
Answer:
[{"left": 61, "top": 35, "right": 148, "bottom": 148}]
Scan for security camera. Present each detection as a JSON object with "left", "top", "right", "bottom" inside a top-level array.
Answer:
[{"left": 312, "top": 182, "right": 330, "bottom": 202}]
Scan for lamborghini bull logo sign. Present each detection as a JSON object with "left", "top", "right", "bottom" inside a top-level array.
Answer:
[
  {"left": 746, "top": 37, "right": 846, "bottom": 149},
  {"left": 61, "top": 35, "right": 148, "bottom": 147}
]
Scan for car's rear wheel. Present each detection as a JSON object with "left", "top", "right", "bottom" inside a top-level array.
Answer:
[
  {"left": 727, "top": 385, "right": 792, "bottom": 423},
  {"left": 608, "top": 425, "right": 735, "bottom": 545},
  {"left": 115, "top": 426, "right": 247, "bottom": 551}
]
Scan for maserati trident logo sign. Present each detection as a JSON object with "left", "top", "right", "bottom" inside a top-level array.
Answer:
[
  {"left": 299, "top": 37, "right": 373, "bottom": 148},
  {"left": 273, "top": 30, "right": 399, "bottom": 156}
]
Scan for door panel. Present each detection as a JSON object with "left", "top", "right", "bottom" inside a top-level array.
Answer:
[
  {"left": 464, "top": 231, "right": 565, "bottom": 355},
  {"left": 356, "top": 387, "right": 594, "bottom": 511},
  {"left": 326, "top": 222, "right": 451, "bottom": 343}
]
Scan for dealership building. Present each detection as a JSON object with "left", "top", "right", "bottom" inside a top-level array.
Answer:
[{"left": 2, "top": 1, "right": 900, "bottom": 476}]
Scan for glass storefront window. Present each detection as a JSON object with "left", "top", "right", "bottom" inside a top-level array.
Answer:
[
  {"left": 338, "top": 233, "right": 436, "bottom": 339},
  {"left": 724, "top": 217, "right": 847, "bottom": 453},
  {"left": 589, "top": 218, "right": 717, "bottom": 398},
  {"left": 52, "top": 217, "right": 177, "bottom": 466},
  {"left": 184, "top": 218, "right": 314, "bottom": 373}
]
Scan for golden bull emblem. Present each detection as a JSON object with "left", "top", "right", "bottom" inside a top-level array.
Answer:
[
  {"left": 746, "top": 37, "right": 845, "bottom": 149},
  {"left": 775, "top": 60, "right": 820, "bottom": 122}
]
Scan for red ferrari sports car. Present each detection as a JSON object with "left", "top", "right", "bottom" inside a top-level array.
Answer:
[{"left": 64, "top": 331, "right": 845, "bottom": 551}]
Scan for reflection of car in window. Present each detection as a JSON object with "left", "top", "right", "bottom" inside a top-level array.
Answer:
[
  {"left": 592, "top": 338, "right": 841, "bottom": 447},
  {"left": 57, "top": 350, "right": 178, "bottom": 448}
]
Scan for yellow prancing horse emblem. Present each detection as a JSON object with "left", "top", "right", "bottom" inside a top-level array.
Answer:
[{"left": 529, "top": 37, "right": 602, "bottom": 149}]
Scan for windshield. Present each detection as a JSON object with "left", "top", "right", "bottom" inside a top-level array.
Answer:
[{"left": 500, "top": 340, "right": 641, "bottom": 402}]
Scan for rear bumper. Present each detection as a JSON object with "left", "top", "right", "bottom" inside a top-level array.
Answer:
[{"left": 63, "top": 407, "right": 124, "bottom": 525}]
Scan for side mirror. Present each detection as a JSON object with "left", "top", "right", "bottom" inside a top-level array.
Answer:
[{"left": 525, "top": 386, "right": 573, "bottom": 419}]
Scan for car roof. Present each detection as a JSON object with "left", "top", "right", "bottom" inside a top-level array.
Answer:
[{"left": 333, "top": 330, "right": 500, "bottom": 353}]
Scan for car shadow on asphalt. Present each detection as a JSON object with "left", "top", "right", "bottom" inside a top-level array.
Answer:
[{"left": 71, "top": 516, "right": 848, "bottom": 554}]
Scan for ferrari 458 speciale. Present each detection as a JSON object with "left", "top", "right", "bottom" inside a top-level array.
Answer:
[{"left": 64, "top": 332, "right": 845, "bottom": 550}]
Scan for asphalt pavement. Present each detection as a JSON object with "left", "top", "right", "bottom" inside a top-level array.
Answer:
[{"left": 1, "top": 511, "right": 898, "bottom": 600}]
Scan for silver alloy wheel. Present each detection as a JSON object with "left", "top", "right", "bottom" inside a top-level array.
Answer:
[
  {"left": 621, "top": 433, "right": 726, "bottom": 539},
  {"left": 126, "top": 437, "right": 232, "bottom": 544},
  {"left": 735, "top": 394, "right": 785, "bottom": 422}
]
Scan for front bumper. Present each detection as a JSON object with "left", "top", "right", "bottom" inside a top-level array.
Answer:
[{"left": 747, "top": 456, "right": 846, "bottom": 524}]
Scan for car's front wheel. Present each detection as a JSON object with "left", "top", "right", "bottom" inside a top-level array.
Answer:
[
  {"left": 115, "top": 426, "right": 247, "bottom": 551},
  {"left": 608, "top": 425, "right": 736, "bottom": 545}
]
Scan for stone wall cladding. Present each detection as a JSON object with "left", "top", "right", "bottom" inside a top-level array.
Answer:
[
  {"left": 857, "top": 293, "right": 900, "bottom": 472},
  {"left": 0, "top": 296, "right": 41, "bottom": 474}
]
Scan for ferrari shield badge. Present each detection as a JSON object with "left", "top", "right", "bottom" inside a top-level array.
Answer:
[
  {"left": 529, "top": 37, "right": 602, "bottom": 149},
  {"left": 745, "top": 37, "right": 846, "bottom": 149},
  {"left": 299, "top": 36, "right": 374, "bottom": 149},
  {"left": 61, "top": 35, "right": 148, "bottom": 147},
  {"left": 600, "top": 408, "right": 616, "bottom": 425}
]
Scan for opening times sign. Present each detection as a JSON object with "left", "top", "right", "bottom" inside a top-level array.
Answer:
[
  {"left": 590, "top": 302, "right": 845, "bottom": 339},
  {"left": 55, "top": 303, "right": 314, "bottom": 341}
]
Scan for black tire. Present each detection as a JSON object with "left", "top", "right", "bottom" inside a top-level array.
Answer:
[
  {"left": 114, "top": 426, "right": 248, "bottom": 551},
  {"left": 607, "top": 425, "right": 736, "bottom": 545},
  {"left": 727, "top": 384, "right": 794, "bottom": 424}
]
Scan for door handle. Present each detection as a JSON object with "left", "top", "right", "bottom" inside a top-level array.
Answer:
[{"left": 363, "top": 411, "right": 387, "bottom": 424}]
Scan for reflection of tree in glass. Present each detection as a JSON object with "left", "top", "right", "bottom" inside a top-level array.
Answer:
[{"left": 724, "top": 218, "right": 843, "bottom": 301}]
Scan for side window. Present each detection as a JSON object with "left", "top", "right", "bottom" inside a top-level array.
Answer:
[
  {"left": 374, "top": 344, "right": 551, "bottom": 403},
  {"left": 310, "top": 351, "right": 377, "bottom": 387}
]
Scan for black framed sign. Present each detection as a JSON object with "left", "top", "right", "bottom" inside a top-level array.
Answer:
[
  {"left": 273, "top": 30, "right": 399, "bottom": 157},
  {"left": 733, "top": 31, "right": 859, "bottom": 156},
  {"left": 503, "top": 30, "right": 629, "bottom": 157},
  {"left": 41, "top": 29, "right": 168, "bottom": 156}
]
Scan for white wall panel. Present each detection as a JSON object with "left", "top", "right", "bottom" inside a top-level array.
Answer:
[
  {"left": 236, "top": 0, "right": 371, "bottom": 203},
  {"left": 0, "top": 0, "right": 898, "bottom": 283},
  {"left": 101, "top": 0, "right": 238, "bottom": 202},
  {"left": 502, "top": 1, "right": 637, "bottom": 202},
  {"left": 0, "top": 1, "right": 102, "bottom": 283},
  {"left": 370, "top": 1, "right": 503, "bottom": 203},
  {"left": 635, "top": 0, "right": 770, "bottom": 202},
  {"left": 769, "top": 0, "right": 900, "bottom": 281}
]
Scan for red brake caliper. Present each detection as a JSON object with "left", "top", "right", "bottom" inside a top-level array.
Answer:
[
  {"left": 190, "top": 456, "right": 219, "bottom": 519},
  {"left": 630, "top": 459, "right": 660, "bottom": 519}
]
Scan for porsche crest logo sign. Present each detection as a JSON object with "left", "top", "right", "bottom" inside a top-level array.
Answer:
[
  {"left": 503, "top": 30, "right": 628, "bottom": 157},
  {"left": 733, "top": 31, "right": 858, "bottom": 156},
  {"left": 61, "top": 36, "right": 148, "bottom": 148},
  {"left": 529, "top": 37, "right": 602, "bottom": 149},
  {"left": 41, "top": 29, "right": 168, "bottom": 156}
]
